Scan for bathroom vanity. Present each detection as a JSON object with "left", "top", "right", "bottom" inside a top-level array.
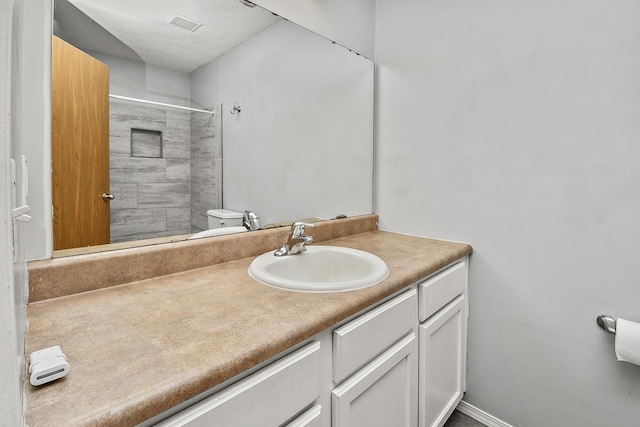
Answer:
[
  {"left": 151, "top": 258, "right": 467, "bottom": 427},
  {"left": 24, "top": 215, "right": 472, "bottom": 427}
]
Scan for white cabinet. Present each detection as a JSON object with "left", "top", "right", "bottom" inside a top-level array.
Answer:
[
  {"left": 331, "top": 289, "right": 419, "bottom": 427},
  {"left": 332, "top": 332, "right": 418, "bottom": 427},
  {"left": 418, "top": 259, "right": 468, "bottom": 427},
  {"left": 418, "top": 261, "right": 467, "bottom": 322},
  {"left": 285, "top": 405, "right": 322, "bottom": 427},
  {"left": 333, "top": 289, "right": 418, "bottom": 383},
  {"left": 155, "top": 342, "right": 321, "bottom": 427},
  {"left": 153, "top": 257, "right": 468, "bottom": 427}
]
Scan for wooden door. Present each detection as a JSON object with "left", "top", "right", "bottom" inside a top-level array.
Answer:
[{"left": 52, "top": 36, "right": 110, "bottom": 250}]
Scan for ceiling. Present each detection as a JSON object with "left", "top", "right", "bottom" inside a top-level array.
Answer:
[{"left": 53, "top": 0, "right": 281, "bottom": 73}]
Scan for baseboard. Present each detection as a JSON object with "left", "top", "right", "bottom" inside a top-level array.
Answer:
[{"left": 456, "top": 400, "right": 514, "bottom": 427}]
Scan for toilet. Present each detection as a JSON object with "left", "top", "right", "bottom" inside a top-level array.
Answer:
[
  {"left": 206, "top": 209, "right": 244, "bottom": 230},
  {"left": 189, "top": 209, "right": 247, "bottom": 240}
]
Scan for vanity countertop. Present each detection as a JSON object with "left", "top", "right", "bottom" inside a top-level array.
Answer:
[{"left": 25, "top": 228, "right": 472, "bottom": 427}]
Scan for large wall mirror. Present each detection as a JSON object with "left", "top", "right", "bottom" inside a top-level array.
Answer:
[{"left": 52, "top": 0, "right": 374, "bottom": 257}]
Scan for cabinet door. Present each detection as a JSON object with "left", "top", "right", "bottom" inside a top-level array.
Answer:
[
  {"left": 332, "top": 333, "right": 418, "bottom": 427},
  {"left": 419, "top": 295, "right": 466, "bottom": 427}
]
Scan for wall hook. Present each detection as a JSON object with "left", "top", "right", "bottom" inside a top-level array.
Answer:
[{"left": 230, "top": 103, "right": 242, "bottom": 114}]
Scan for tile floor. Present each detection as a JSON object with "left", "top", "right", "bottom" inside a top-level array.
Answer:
[{"left": 444, "top": 410, "right": 487, "bottom": 427}]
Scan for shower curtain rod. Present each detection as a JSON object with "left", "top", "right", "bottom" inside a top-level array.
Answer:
[{"left": 109, "top": 94, "right": 215, "bottom": 115}]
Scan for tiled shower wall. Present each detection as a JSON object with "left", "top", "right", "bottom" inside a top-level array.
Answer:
[
  {"left": 190, "top": 107, "right": 222, "bottom": 232},
  {"left": 108, "top": 99, "right": 221, "bottom": 242}
]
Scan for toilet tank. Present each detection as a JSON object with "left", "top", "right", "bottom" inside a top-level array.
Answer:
[{"left": 207, "top": 209, "right": 244, "bottom": 229}]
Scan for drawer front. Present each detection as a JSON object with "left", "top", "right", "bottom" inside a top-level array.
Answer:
[
  {"left": 419, "top": 259, "right": 467, "bottom": 322},
  {"left": 156, "top": 341, "right": 321, "bottom": 427},
  {"left": 333, "top": 288, "right": 417, "bottom": 383},
  {"left": 285, "top": 404, "right": 322, "bottom": 427}
]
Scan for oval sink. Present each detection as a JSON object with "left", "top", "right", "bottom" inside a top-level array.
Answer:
[{"left": 248, "top": 246, "right": 389, "bottom": 292}]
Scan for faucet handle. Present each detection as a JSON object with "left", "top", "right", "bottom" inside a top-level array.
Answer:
[{"left": 291, "top": 221, "right": 314, "bottom": 236}]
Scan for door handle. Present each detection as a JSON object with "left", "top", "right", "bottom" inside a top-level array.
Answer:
[{"left": 102, "top": 193, "right": 115, "bottom": 201}]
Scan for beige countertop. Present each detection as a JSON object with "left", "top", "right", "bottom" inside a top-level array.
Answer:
[{"left": 25, "top": 219, "right": 472, "bottom": 427}]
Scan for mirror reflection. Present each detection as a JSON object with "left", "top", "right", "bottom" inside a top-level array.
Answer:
[{"left": 52, "top": 0, "right": 374, "bottom": 257}]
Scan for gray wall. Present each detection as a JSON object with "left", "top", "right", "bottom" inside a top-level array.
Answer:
[
  {"left": 109, "top": 99, "right": 193, "bottom": 242},
  {"left": 190, "top": 108, "right": 222, "bottom": 232},
  {"left": 375, "top": 0, "right": 640, "bottom": 426}
]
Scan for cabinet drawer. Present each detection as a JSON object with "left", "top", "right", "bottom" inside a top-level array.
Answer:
[
  {"left": 419, "top": 260, "right": 466, "bottom": 322},
  {"left": 285, "top": 404, "right": 322, "bottom": 427},
  {"left": 156, "top": 341, "right": 321, "bottom": 427},
  {"left": 333, "top": 289, "right": 417, "bottom": 383}
]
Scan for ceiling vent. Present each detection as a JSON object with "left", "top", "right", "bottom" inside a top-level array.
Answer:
[{"left": 168, "top": 15, "right": 203, "bottom": 32}]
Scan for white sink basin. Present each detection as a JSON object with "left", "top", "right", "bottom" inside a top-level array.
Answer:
[{"left": 248, "top": 246, "right": 389, "bottom": 292}]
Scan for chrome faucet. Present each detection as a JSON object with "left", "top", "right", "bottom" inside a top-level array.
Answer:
[
  {"left": 243, "top": 210, "right": 262, "bottom": 231},
  {"left": 274, "top": 222, "right": 315, "bottom": 256}
]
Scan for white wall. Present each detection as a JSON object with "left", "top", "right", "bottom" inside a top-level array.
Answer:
[
  {"left": 252, "top": 0, "right": 375, "bottom": 59},
  {"left": 88, "top": 51, "right": 190, "bottom": 106},
  {"left": 21, "top": 0, "right": 52, "bottom": 260},
  {"left": 375, "top": 0, "right": 640, "bottom": 426},
  {"left": 191, "top": 20, "right": 374, "bottom": 225},
  {"left": 1, "top": 0, "right": 27, "bottom": 424}
]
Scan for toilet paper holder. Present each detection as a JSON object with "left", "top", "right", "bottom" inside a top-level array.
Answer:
[{"left": 597, "top": 315, "right": 617, "bottom": 334}]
